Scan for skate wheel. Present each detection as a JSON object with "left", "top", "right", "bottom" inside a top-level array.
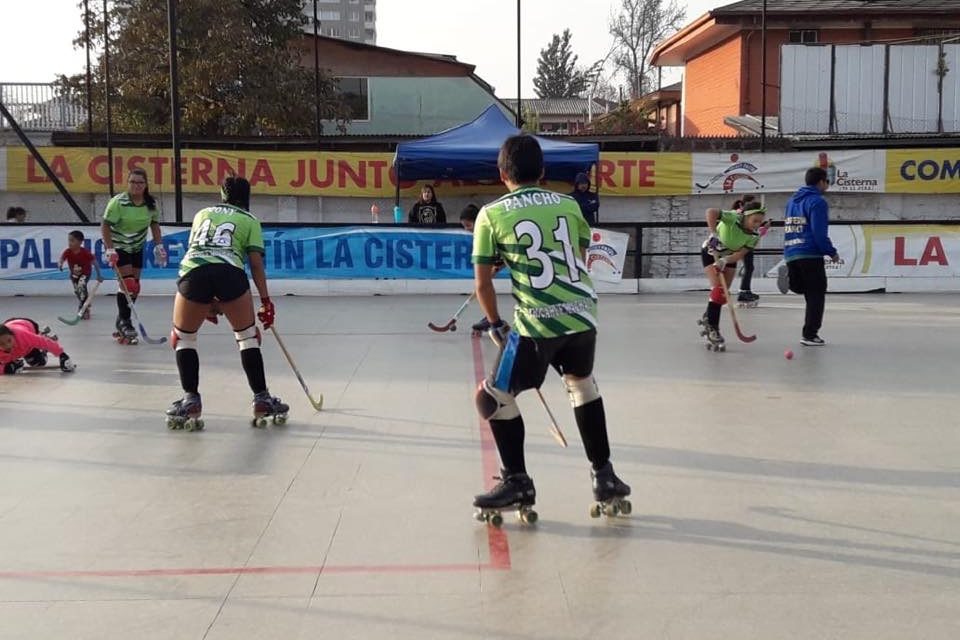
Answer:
[
  {"left": 474, "top": 510, "right": 485, "bottom": 523},
  {"left": 519, "top": 509, "right": 538, "bottom": 525},
  {"left": 619, "top": 500, "right": 632, "bottom": 516},
  {"left": 489, "top": 512, "right": 503, "bottom": 528},
  {"left": 252, "top": 417, "right": 267, "bottom": 429},
  {"left": 589, "top": 504, "right": 602, "bottom": 519},
  {"left": 273, "top": 414, "right": 287, "bottom": 425},
  {"left": 450, "top": 326, "right": 457, "bottom": 332},
  {"left": 603, "top": 503, "right": 619, "bottom": 517},
  {"left": 719, "top": 345, "right": 726, "bottom": 352},
  {"left": 166, "top": 417, "right": 177, "bottom": 430}
]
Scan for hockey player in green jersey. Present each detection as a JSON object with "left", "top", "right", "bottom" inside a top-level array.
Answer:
[
  {"left": 165, "top": 177, "right": 288, "bottom": 431},
  {"left": 471, "top": 135, "right": 631, "bottom": 524}
]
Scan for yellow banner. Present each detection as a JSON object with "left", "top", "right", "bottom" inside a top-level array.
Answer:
[
  {"left": 5, "top": 147, "right": 692, "bottom": 198},
  {"left": 886, "top": 149, "right": 960, "bottom": 193},
  {"left": 596, "top": 152, "right": 691, "bottom": 196}
]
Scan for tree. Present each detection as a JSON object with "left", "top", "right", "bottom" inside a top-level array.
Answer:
[
  {"left": 609, "top": 0, "right": 685, "bottom": 99},
  {"left": 58, "top": 0, "right": 350, "bottom": 136},
  {"left": 586, "top": 99, "right": 655, "bottom": 135},
  {"left": 533, "top": 29, "right": 589, "bottom": 99}
]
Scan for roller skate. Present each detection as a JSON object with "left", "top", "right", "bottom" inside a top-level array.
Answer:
[
  {"left": 40, "top": 325, "right": 58, "bottom": 341},
  {"left": 113, "top": 317, "right": 139, "bottom": 345},
  {"left": 82, "top": 308, "right": 91, "bottom": 320},
  {"left": 471, "top": 317, "right": 491, "bottom": 337},
  {"left": 473, "top": 471, "right": 538, "bottom": 527},
  {"left": 737, "top": 290, "right": 759, "bottom": 308},
  {"left": 252, "top": 391, "right": 289, "bottom": 428},
  {"left": 704, "top": 326, "right": 726, "bottom": 352},
  {"left": 589, "top": 462, "right": 632, "bottom": 518},
  {"left": 165, "top": 393, "right": 204, "bottom": 431},
  {"left": 697, "top": 313, "right": 710, "bottom": 336}
]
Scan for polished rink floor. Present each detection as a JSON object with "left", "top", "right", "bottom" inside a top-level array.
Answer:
[{"left": 0, "top": 293, "right": 958, "bottom": 639}]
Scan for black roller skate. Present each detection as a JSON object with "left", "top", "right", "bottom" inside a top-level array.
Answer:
[
  {"left": 589, "top": 462, "right": 632, "bottom": 518},
  {"left": 704, "top": 326, "right": 725, "bottom": 352},
  {"left": 737, "top": 290, "right": 759, "bottom": 308},
  {"left": 40, "top": 325, "right": 58, "bottom": 341},
  {"left": 252, "top": 391, "right": 289, "bottom": 428},
  {"left": 471, "top": 317, "right": 491, "bottom": 337},
  {"left": 113, "top": 317, "right": 138, "bottom": 345},
  {"left": 165, "top": 393, "right": 204, "bottom": 431},
  {"left": 473, "top": 471, "right": 537, "bottom": 527},
  {"left": 24, "top": 348, "right": 48, "bottom": 368}
]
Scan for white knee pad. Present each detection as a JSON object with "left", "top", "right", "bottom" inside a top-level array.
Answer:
[
  {"left": 476, "top": 379, "right": 520, "bottom": 421},
  {"left": 234, "top": 324, "right": 261, "bottom": 351},
  {"left": 171, "top": 327, "right": 198, "bottom": 352},
  {"left": 564, "top": 375, "right": 600, "bottom": 408}
]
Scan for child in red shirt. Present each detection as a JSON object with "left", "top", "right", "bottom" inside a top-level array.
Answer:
[
  {"left": 58, "top": 230, "right": 103, "bottom": 319},
  {"left": 0, "top": 318, "right": 76, "bottom": 374}
]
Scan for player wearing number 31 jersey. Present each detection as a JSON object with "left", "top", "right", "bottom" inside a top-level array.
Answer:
[
  {"left": 166, "top": 176, "right": 288, "bottom": 430},
  {"left": 470, "top": 134, "right": 631, "bottom": 519}
]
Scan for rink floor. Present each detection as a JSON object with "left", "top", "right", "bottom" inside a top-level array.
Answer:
[{"left": 0, "top": 292, "right": 958, "bottom": 639}]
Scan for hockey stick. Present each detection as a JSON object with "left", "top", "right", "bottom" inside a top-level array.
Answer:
[
  {"left": 487, "top": 331, "right": 568, "bottom": 448},
  {"left": 58, "top": 280, "right": 101, "bottom": 326},
  {"left": 113, "top": 267, "right": 166, "bottom": 344},
  {"left": 269, "top": 326, "right": 323, "bottom": 411},
  {"left": 427, "top": 292, "right": 475, "bottom": 332},
  {"left": 717, "top": 266, "right": 756, "bottom": 343}
]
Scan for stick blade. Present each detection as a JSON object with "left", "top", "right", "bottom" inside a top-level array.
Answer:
[
  {"left": 138, "top": 325, "right": 167, "bottom": 345},
  {"left": 58, "top": 315, "right": 81, "bottom": 326},
  {"left": 427, "top": 320, "right": 455, "bottom": 333},
  {"left": 309, "top": 394, "right": 324, "bottom": 412}
]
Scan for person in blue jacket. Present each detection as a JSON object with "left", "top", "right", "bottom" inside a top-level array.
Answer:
[
  {"left": 570, "top": 172, "right": 599, "bottom": 226},
  {"left": 783, "top": 167, "right": 840, "bottom": 346}
]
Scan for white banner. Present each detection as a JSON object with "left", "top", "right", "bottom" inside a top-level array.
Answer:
[
  {"left": 587, "top": 228, "right": 629, "bottom": 283},
  {"left": 692, "top": 150, "right": 885, "bottom": 195},
  {"left": 766, "top": 224, "right": 960, "bottom": 278}
]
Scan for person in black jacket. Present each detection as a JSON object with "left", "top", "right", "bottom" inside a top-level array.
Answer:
[
  {"left": 569, "top": 172, "right": 599, "bottom": 226},
  {"left": 408, "top": 185, "right": 447, "bottom": 225}
]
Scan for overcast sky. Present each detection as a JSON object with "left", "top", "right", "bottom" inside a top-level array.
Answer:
[{"left": 0, "top": 0, "right": 719, "bottom": 96}]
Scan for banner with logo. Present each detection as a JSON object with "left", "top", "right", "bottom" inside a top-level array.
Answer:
[
  {"left": 886, "top": 149, "right": 960, "bottom": 193},
  {"left": 692, "top": 150, "right": 885, "bottom": 194},
  {"left": 586, "top": 228, "right": 630, "bottom": 282},
  {"left": 766, "top": 224, "right": 960, "bottom": 278}
]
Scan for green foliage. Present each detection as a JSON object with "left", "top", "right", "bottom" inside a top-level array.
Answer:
[
  {"left": 533, "top": 29, "right": 588, "bottom": 99},
  {"left": 58, "top": 0, "right": 350, "bottom": 135}
]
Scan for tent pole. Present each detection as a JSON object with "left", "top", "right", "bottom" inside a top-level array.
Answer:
[{"left": 516, "top": 0, "right": 521, "bottom": 127}]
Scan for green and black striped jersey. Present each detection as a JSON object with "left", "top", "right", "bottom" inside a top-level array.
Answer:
[
  {"left": 179, "top": 204, "right": 265, "bottom": 277},
  {"left": 102, "top": 193, "right": 160, "bottom": 253},
  {"left": 472, "top": 186, "right": 597, "bottom": 338}
]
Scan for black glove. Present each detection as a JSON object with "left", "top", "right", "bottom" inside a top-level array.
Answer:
[
  {"left": 4, "top": 359, "right": 25, "bottom": 375},
  {"left": 59, "top": 353, "right": 76, "bottom": 373}
]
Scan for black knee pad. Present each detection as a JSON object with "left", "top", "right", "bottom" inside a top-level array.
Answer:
[{"left": 24, "top": 349, "right": 47, "bottom": 367}]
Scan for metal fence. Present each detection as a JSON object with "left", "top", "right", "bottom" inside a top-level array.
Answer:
[{"left": 0, "top": 82, "right": 85, "bottom": 132}]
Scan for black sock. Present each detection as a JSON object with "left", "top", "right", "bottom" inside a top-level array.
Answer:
[
  {"left": 707, "top": 301, "right": 722, "bottom": 327},
  {"left": 240, "top": 348, "right": 267, "bottom": 395},
  {"left": 176, "top": 349, "right": 200, "bottom": 394},
  {"left": 489, "top": 415, "right": 526, "bottom": 475},
  {"left": 574, "top": 398, "right": 611, "bottom": 470},
  {"left": 116, "top": 292, "right": 131, "bottom": 321}
]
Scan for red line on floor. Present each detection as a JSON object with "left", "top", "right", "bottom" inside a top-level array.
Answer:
[
  {"left": 0, "top": 563, "right": 500, "bottom": 580},
  {"left": 471, "top": 336, "right": 512, "bottom": 571}
]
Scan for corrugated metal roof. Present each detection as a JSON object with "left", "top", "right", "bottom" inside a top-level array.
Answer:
[
  {"left": 713, "top": 0, "right": 960, "bottom": 15},
  {"left": 504, "top": 98, "right": 605, "bottom": 116}
]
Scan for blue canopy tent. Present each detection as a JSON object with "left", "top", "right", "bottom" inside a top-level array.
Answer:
[{"left": 393, "top": 104, "right": 599, "bottom": 206}]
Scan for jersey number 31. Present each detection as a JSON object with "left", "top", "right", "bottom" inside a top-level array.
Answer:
[{"left": 513, "top": 218, "right": 581, "bottom": 290}]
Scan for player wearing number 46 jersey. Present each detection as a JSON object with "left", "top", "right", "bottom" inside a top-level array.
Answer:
[
  {"left": 471, "top": 134, "right": 630, "bottom": 520},
  {"left": 166, "top": 177, "right": 288, "bottom": 431}
]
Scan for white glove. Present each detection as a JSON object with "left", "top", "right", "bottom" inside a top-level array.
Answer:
[{"left": 153, "top": 244, "right": 168, "bottom": 268}]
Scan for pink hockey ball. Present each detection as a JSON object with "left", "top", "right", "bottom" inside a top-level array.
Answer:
[{"left": 784, "top": 349, "right": 794, "bottom": 360}]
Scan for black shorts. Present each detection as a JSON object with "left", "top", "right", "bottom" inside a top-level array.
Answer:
[
  {"left": 177, "top": 263, "right": 250, "bottom": 304},
  {"left": 700, "top": 248, "right": 737, "bottom": 270},
  {"left": 117, "top": 249, "right": 144, "bottom": 269},
  {"left": 489, "top": 329, "right": 597, "bottom": 395}
]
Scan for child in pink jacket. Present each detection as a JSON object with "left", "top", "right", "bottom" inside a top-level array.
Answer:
[{"left": 0, "top": 318, "right": 76, "bottom": 374}]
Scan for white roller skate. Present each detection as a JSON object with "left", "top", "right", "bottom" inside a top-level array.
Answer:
[
  {"left": 473, "top": 471, "right": 538, "bottom": 527},
  {"left": 166, "top": 393, "right": 204, "bottom": 431},
  {"left": 589, "top": 462, "right": 632, "bottom": 518},
  {"left": 252, "top": 391, "right": 289, "bottom": 428},
  {"left": 704, "top": 326, "right": 726, "bottom": 352}
]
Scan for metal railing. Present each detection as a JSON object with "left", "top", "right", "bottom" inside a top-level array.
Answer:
[{"left": 0, "top": 82, "right": 86, "bottom": 132}]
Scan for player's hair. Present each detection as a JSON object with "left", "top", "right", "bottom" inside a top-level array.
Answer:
[
  {"left": 69, "top": 230, "right": 85, "bottom": 242},
  {"left": 6, "top": 206, "right": 25, "bottom": 220},
  {"left": 498, "top": 134, "right": 544, "bottom": 184},
  {"left": 128, "top": 168, "right": 157, "bottom": 211},
  {"left": 805, "top": 167, "right": 828, "bottom": 186},
  {"left": 732, "top": 194, "right": 756, "bottom": 210},
  {"left": 0, "top": 325, "right": 11, "bottom": 337},
  {"left": 419, "top": 185, "right": 437, "bottom": 203},
  {"left": 459, "top": 203, "right": 480, "bottom": 221},
  {"left": 221, "top": 176, "right": 251, "bottom": 210}
]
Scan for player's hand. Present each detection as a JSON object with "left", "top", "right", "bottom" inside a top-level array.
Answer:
[
  {"left": 714, "top": 256, "right": 728, "bottom": 272},
  {"left": 105, "top": 248, "right": 119, "bottom": 267},
  {"left": 487, "top": 319, "right": 510, "bottom": 347},
  {"left": 707, "top": 235, "right": 720, "bottom": 253},
  {"left": 830, "top": 253, "right": 840, "bottom": 263},
  {"left": 758, "top": 225, "right": 769, "bottom": 237},
  {"left": 59, "top": 353, "right": 76, "bottom": 373},
  {"left": 58, "top": 262, "right": 64, "bottom": 271},
  {"left": 153, "top": 244, "right": 168, "bottom": 268},
  {"left": 4, "top": 359, "right": 25, "bottom": 375},
  {"left": 257, "top": 297, "right": 275, "bottom": 330}
]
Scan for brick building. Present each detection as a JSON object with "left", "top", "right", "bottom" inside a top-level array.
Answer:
[{"left": 649, "top": 0, "right": 960, "bottom": 136}]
